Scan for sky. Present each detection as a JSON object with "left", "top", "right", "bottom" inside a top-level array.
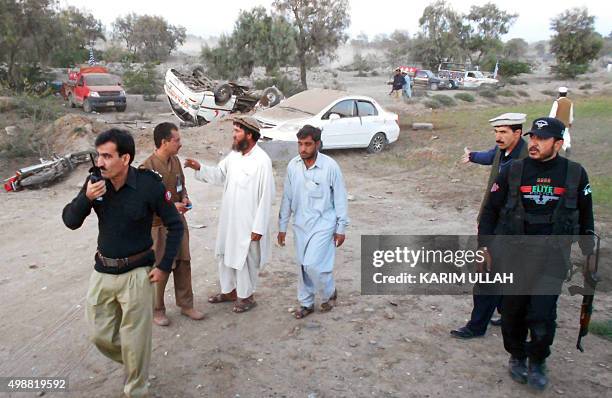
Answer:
[{"left": 59, "top": 0, "right": 611, "bottom": 43}]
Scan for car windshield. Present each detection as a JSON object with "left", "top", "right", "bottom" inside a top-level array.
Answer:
[
  {"left": 278, "top": 88, "right": 348, "bottom": 115},
  {"left": 471, "top": 71, "right": 484, "bottom": 78},
  {"left": 85, "top": 74, "right": 118, "bottom": 86}
]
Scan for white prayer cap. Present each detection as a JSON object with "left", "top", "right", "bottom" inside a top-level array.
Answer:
[
  {"left": 488, "top": 112, "right": 527, "bottom": 127},
  {"left": 558, "top": 86, "right": 568, "bottom": 93}
]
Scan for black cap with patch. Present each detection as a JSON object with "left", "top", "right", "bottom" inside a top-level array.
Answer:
[{"left": 524, "top": 117, "right": 566, "bottom": 139}]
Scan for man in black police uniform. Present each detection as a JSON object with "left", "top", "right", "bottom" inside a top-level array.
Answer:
[
  {"left": 62, "top": 129, "right": 183, "bottom": 397},
  {"left": 478, "top": 117, "right": 594, "bottom": 391}
]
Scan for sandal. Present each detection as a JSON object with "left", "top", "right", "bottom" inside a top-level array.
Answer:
[
  {"left": 233, "top": 300, "right": 257, "bottom": 313},
  {"left": 208, "top": 292, "right": 236, "bottom": 304},
  {"left": 320, "top": 289, "right": 337, "bottom": 312},
  {"left": 293, "top": 306, "right": 314, "bottom": 319}
]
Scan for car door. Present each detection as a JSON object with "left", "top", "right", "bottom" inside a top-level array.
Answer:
[
  {"left": 413, "top": 70, "right": 428, "bottom": 88},
  {"left": 319, "top": 99, "right": 360, "bottom": 149},
  {"left": 75, "top": 76, "right": 86, "bottom": 103},
  {"left": 356, "top": 100, "right": 380, "bottom": 146}
]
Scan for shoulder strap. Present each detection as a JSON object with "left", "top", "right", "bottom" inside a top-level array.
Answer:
[
  {"left": 507, "top": 160, "right": 524, "bottom": 208},
  {"left": 564, "top": 160, "right": 581, "bottom": 209}
]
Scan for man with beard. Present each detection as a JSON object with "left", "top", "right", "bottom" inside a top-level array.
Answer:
[
  {"left": 278, "top": 125, "right": 349, "bottom": 319},
  {"left": 478, "top": 117, "right": 594, "bottom": 391},
  {"left": 62, "top": 129, "right": 183, "bottom": 397},
  {"left": 184, "top": 116, "right": 274, "bottom": 313},
  {"left": 451, "top": 113, "right": 528, "bottom": 339},
  {"left": 141, "top": 122, "right": 205, "bottom": 326}
]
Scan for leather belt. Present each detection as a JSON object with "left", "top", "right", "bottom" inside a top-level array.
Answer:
[{"left": 96, "top": 249, "right": 151, "bottom": 268}]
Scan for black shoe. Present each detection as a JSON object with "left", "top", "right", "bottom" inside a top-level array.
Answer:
[
  {"left": 490, "top": 317, "right": 502, "bottom": 326},
  {"left": 528, "top": 361, "right": 548, "bottom": 391},
  {"left": 450, "top": 326, "right": 484, "bottom": 339},
  {"left": 509, "top": 357, "right": 528, "bottom": 384}
]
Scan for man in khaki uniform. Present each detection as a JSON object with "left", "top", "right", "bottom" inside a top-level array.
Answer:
[
  {"left": 141, "top": 122, "right": 205, "bottom": 326},
  {"left": 549, "top": 86, "right": 573, "bottom": 157}
]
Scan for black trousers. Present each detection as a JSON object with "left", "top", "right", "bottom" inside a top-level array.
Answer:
[
  {"left": 467, "top": 292, "right": 502, "bottom": 335},
  {"left": 501, "top": 294, "right": 559, "bottom": 363}
]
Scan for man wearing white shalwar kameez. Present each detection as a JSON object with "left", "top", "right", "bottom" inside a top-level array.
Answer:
[
  {"left": 278, "top": 125, "right": 349, "bottom": 319},
  {"left": 184, "top": 116, "right": 274, "bottom": 313}
]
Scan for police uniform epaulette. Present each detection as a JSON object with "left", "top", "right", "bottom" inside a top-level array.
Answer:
[{"left": 138, "top": 167, "right": 163, "bottom": 181}]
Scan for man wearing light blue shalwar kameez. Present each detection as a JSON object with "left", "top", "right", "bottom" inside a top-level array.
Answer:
[
  {"left": 279, "top": 152, "right": 349, "bottom": 310},
  {"left": 402, "top": 73, "right": 412, "bottom": 99}
]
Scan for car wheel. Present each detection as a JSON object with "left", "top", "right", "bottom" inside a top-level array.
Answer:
[
  {"left": 429, "top": 83, "right": 439, "bottom": 91},
  {"left": 367, "top": 132, "right": 387, "bottom": 154},
  {"left": 214, "top": 83, "right": 232, "bottom": 105},
  {"left": 449, "top": 80, "right": 457, "bottom": 89},
  {"left": 262, "top": 87, "right": 283, "bottom": 107},
  {"left": 83, "top": 99, "right": 93, "bottom": 113},
  {"left": 68, "top": 94, "right": 75, "bottom": 108},
  {"left": 115, "top": 105, "right": 126, "bottom": 112}
]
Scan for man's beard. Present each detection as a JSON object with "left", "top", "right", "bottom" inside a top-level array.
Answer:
[{"left": 232, "top": 137, "right": 249, "bottom": 152}]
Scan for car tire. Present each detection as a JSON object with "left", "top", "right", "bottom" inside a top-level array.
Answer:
[
  {"left": 214, "top": 83, "right": 232, "bottom": 105},
  {"left": 116, "top": 105, "right": 126, "bottom": 112},
  {"left": 367, "top": 132, "right": 387, "bottom": 154},
  {"left": 68, "top": 94, "right": 76, "bottom": 108},
  {"left": 262, "top": 87, "right": 283, "bottom": 107},
  {"left": 449, "top": 80, "right": 458, "bottom": 89},
  {"left": 429, "top": 83, "right": 439, "bottom": 91},
  {"left": 83, "top": 99, "right": 93, "bottom": 113}
]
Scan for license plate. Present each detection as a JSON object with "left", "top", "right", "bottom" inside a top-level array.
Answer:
[{"left": 106, "top": 101, "right": 114, "bottom": 106}]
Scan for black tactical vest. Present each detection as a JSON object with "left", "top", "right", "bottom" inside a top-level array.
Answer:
[{"left": 495, "top": 159, "right": 581, "bottom": 239}]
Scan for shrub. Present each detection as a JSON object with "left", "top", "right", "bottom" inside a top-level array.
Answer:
[
  {"left": 498, "top": 89, "right": 516, "bottom": 97},
  {"left": 541, "top": 89, "right": 557, "bottom": 96},
  {"left": 123, "top": 63, "right": 162, "bottom": 101},
  {"left": 370, "top": 70, "right": 380, "bottom": 77},
  {"left": 431, "top": 94, "right": 456, "bottom": 106},
  {"left": 579, "top": 83, "right": 593, "bottom": 90},
  {"left": 254, "top": 73, "right": 303, "bottom": 97},
  {"left": 516, "top": 89, "right": 530, "bottom": 97},
  {"left": 478, "top": 89, "right": 497, "bottom": 99},
  {"left": 422, "top": 99, "right": 442, "bottom": 109},
  {"left": 454, "top": 92, "right": 475, "bottom": 102}
]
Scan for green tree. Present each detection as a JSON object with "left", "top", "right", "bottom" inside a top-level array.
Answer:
[
  {"left": 49, "top": 7, "right": 105, "bottom": 66},
  {"left": 385, "top": 30, "right": 412, "bottom": 67},
  {"left": 461, "top": 3, "right": 517, "bottom": 64},
  {"left": 413, "top": 0, "right": 463, "bottom": 69},
  {"left": 112, "top": 14, "right": 186, "bottom": 62},
  {"left": 550, "top": 8, "right": 604, "bottom": 78},
  {"left": 273, "top": 0, "right": 351, "bottom": 88},
  {"left": 122, "top": 62, "right": 162, "bottom": 100},
  {"left": 503, "top": 38, "right": 528, "bottom": 60},
  {"left": 201, "top": 35, "right": 240, "bottom": 80}
]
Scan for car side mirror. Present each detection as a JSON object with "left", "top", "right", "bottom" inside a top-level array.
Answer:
[{"left": 329, "top": 113, "right": 340, "bottom": 121}]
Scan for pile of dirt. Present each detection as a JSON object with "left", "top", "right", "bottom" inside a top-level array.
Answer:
[{"left": 43, "top": 114, "right": 106, "bottom": 154}]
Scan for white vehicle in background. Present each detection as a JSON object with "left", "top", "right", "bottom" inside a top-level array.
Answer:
[
  {"left": 253, "top": 88, "right": 400, "bottom": 154},
  {"left": 164, "top": 68, "right": 283, "bottom": 126}
]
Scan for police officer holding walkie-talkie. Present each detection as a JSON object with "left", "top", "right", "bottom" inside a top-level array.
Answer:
[
  {"left": 62, "top": 128, "right": 183, "bottom": 398},
  {"left": 477, "top": 117, "right": 595, "bottom": 391}
]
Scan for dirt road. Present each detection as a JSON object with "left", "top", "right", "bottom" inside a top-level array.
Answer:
[{"left": 1, "top": 117, "right": 611, "bottom": 398}]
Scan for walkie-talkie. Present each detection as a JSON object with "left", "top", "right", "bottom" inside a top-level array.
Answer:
[{"left": 89, "top": 153, "right": 104, "bottom": 202}]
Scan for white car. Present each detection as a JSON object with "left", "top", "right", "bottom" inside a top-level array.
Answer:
[
  {"left": 164, "top": 68, "right": 282, "bottom": 126},
  {"left": 254, "top": 88, "right": 400, "bottom": 153}
]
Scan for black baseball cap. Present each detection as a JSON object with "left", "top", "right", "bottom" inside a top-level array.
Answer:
[{"left": 524, "top": 117, "right": 565, "bottom": 139}]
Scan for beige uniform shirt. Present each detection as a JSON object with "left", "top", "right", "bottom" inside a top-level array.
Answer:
[{"left": 141, "top": 153, "right": 190, "bottom": 262}]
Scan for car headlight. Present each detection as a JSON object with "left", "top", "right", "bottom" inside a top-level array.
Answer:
[
  {"left": 119, "top": 90, "right": 126, "bottom": 96},
  {"left": 89, "top": 91, "right": 100, "bottom": 97}
]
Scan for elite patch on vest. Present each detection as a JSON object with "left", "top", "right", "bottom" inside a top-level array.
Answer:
[
  {"left": 583, "top": 184, "right": 592, "bottom": 196},
  {"left": 165, "top": 190, "right": 172, "bottom": 203},
  {"left": 491, "top": 182, "right": 500, "bottom": 192},
  {"left": 520, "top": 184, "right": 566, "bottom": 205}
]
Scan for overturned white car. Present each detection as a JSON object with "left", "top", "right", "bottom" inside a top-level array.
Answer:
[
  {"left": 254, "top": 89, "right": 400, "bottom": 154},
  {"left": 164, "top": 68, "right": 283, "bottom": 126}
]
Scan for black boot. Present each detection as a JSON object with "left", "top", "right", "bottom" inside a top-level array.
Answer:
[
  {"left": 508, "top": 357, "right": 528, "bottom": 384},
  {"left": 528, "top": 361, "right": 548, "bottom": 390},
  {"left": 450, "top": 326, "right": 484, "bottom": 339}
]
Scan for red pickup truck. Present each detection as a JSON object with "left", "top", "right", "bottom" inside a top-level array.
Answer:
[{"left": 62, "top": 65, "right": 127, "bottom": 113}]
